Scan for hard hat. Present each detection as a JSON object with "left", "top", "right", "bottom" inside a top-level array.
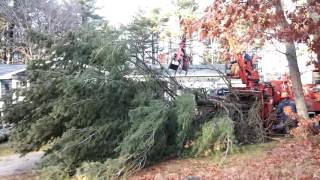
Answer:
[{"left": 281, "top": 92, "right": 288, "bottom": 98}]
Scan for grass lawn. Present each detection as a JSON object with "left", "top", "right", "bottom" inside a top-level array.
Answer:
[{"left": 0, "top": 142, "right": 15, "bottom": 157}]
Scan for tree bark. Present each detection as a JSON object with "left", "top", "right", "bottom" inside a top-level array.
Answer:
[
  {"left": 151, "top": 32, "right": 155, "bottom": 64},
  {"left": 285, "top": 42, "right": 309, "bottom": 118},
  {"left": 276, "top": 0, "right": 309, "bottom": 118},
  {"left": 3, "top": 48, "right": 7, "bottom": 63}
]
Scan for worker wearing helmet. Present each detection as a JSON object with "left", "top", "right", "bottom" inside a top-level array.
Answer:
[{"left": 274, "top": 92, "right": 297, "bottom": 133}]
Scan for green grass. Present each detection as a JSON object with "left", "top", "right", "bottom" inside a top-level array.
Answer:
[
  {"left": 0, "top": 142, "right": 15, "bottom": 157},
  {"left": 233, "top": 141, "right": 277, "bottom": 155},
  {"left": 206, "top": 141, "right": 278, "bottom": 167},
  {"left": 219, "top": 141, "right": 277, "bottom": 166}
]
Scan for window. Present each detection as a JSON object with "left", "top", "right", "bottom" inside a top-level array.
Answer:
[{"left": 4, "top": 83, "right": 9, "bottom": 93}]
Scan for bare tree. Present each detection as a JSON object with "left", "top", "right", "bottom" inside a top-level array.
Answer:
[{"left": 0, "top": 0, "right": 84, "bottom": 63}]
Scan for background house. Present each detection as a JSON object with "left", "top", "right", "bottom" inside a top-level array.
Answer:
[
  {"left": 0, "top": 64, "right": 26, "bottom": 118},
  {"left": 129, "top": 63, "right": 245, "bottom": 90}
]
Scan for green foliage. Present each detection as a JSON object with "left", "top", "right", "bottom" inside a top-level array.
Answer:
[
  {"left": 78, "top": 0, "right": 102, "bottom": 23},
  {"left": 174, "top": 93, "right": 196, "bottom": 147},
  {"left": 37, "top": 166, "right": 71, "bottom": 180},
  {"left": 73, "top": 95, "right": 193, "bottom": 178},
  {"left": 2, "top": 18, "right": 238, "bottom": 179},
  {"left": 174, "top": 0, "right": 199, "bottom": 11},
  {"left": 124, "top": 9, "right": 162, "bottom": 64},
  {"left": 76, "top": 161, "right": 118, "bottom": 180},
  {"left": 4, "top": 25, "right": 136, "bottom": 170},
  {"left": 119, "top": 100, "right": 170, "bottom": 159},
  {"left": 192, "top": 115, "right": 235, "bottom": 156},
  {"left": 0, "top": 142, "right": 14, "bottom": 157},
  {"left": 27, "top": 30, "right": 54, "bottom": 48},
  {"left": 2, "top": 20, "right": 203, "bottom": 179},
  {"left": 173, "top": 0, "right": 199, "bottom": 19}
]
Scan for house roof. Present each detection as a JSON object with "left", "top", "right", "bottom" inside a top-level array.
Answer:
[
  {"left": 0, "top": 64, "right": 26, "bottom": 79},
  {"left": 131, "top": 64, "right": 226, "bottom": 77},
  {"left": 172, "top": 64, "right": 226, "bottom": 77}
]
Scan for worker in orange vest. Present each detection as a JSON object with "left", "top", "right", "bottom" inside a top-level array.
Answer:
[{"left": 274, "top": 92, "right": 297, "bottom": 133}]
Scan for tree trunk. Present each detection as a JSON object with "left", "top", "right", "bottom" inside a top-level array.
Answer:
[
  {"left": 276, "top": 0, "right": 309, "bottom": 118},
  {"left": 189, "top": 38, "right": 193, "bottom": 65},
  {"left": 156, "top": 32, "right": 159, "bottom": 63},
  {"left": 151, "top": 32, "right": 155, "bottom": 64},
  {"left": 3, "top": 48, "right": 7, "bottom": 63},
  {"left": 169, "top": 39, "right": 172, "bottom": 64},
  {"left": 286, "top": 42, "right": 309, "bottom": 118}
]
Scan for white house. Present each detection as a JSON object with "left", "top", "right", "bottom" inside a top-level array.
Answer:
[
  {"left": 0, "top": 65, "right": 27, "bottom": 118},
  {"left": 129, "top": 63, "right": 245, "bottom": 89}
]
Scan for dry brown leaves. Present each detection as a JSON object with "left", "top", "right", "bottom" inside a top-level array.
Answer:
[
  {"left": 181, "top": 0, "right": 320, "bottom": 61},
  {"left": 130, "top": 136, "right": 320, "bottom": 180},
  {"left": 0, "top": 172, "right": 37, "bottom": 180},
  {"left": 129, "top": 158, "right": 221, "bottom": 180},
  {"left": 222, "top": 137, "right": 320, "bottom": 180},
  {"left": 291, "top": 115, "right": 320, "bottom": 138}
]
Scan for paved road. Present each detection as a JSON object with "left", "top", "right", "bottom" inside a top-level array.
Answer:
[{"left": 0, "top": 152, "right": 43, "bottom": 177}]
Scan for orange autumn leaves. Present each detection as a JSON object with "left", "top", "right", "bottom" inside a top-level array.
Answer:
[{"left": 180, "top": 0, "right": 320, "bottom": 60}]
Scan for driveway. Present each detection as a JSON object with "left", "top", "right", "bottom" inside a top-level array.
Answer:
[{"left": 0, "top": 152, "right": 43, "bottom": 177}]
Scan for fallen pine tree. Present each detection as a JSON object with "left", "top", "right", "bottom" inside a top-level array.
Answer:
[{"left": 2, "top": 25, "right": 267, "bottom": 180}]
